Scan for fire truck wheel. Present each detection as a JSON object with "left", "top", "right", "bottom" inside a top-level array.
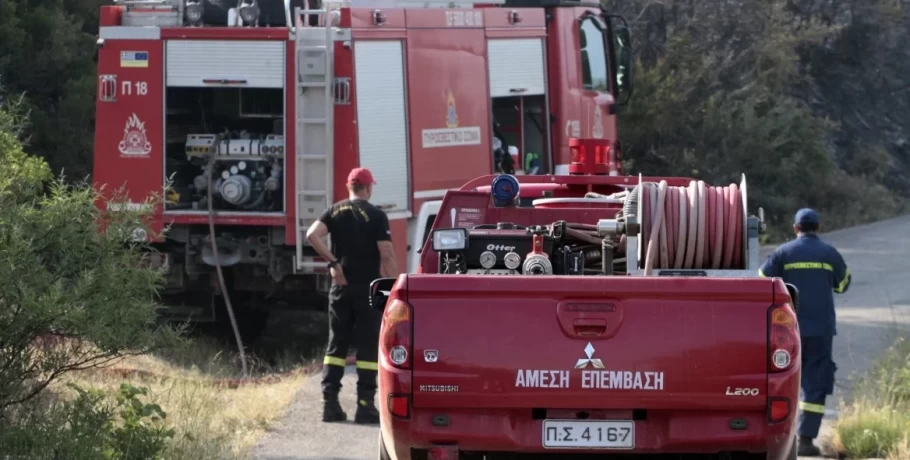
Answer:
[{"left": 377, "top": 431, "right": 391, "bottom": 460}]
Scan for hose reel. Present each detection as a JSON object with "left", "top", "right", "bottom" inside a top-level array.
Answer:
[{"left": 597, "top": 174, "right": 764, "bottom": 276}]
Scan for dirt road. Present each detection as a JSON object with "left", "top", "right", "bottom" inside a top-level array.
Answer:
[{"left": 252, "top": 215, "right": 910, "bottom": 460}]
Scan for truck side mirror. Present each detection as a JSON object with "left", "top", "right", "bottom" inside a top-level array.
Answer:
[
  {"left": 785, "top": 282, "right": 800, "bottom": 314},
  {"left": 369, "top": 277, "right": 397, "bottom": 312},
  {"left": 606, "top": 14, "right": 633, "bottom": 106},
  {"left": 615, "top": 27, "right": 632, "bottom": 101}
]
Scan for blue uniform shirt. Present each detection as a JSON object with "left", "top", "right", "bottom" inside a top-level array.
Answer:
[{"left": 759, "top": 234, "right": 851, "bottom": 337}]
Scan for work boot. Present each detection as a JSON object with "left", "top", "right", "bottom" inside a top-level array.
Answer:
[
  {"left": 797, "top": 436, "right": 822, "bottom": 457},
  {"left": 354, "top": 397, "right": 380, "bottom": 425},
  {"left": 322, "top": 392, "right": 347, "bottom": 423}
]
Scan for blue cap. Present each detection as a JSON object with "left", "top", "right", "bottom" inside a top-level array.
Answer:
[{"left": 794, "top": 208, "right": 820, "bottom": 225}]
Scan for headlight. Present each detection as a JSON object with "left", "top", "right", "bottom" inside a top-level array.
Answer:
[
  {"left": 238, "top": 0, "right": 260, "bottom": 25},
  {"left": 185, "top": 1, "right": 204, "bottom": 25},
  {"left": 432, "top": 228, "right": 468, "bottom": 252}
]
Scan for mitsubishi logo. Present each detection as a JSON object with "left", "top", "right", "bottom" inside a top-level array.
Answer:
[{"left": 575, "top": 342, "right": 604, "bottom": 369}]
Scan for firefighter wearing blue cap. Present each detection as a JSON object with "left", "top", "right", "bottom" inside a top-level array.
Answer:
[{"left": 759, "top": 208, "right": 851, "bottom": 457}]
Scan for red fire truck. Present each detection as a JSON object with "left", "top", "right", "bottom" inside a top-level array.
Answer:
[{"left": 91, "top": 0, "right": 633, "bottom": 326}]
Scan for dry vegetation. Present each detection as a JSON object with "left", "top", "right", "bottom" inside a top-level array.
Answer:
[
  {"left": 48, "top": 337, "right": 312, "bottom": 460},
  {"left": 831, "top": 336, "right": 910, "bottom": 459}
]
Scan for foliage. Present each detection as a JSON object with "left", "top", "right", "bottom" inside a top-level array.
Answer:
[
  {"left": 610, "top": 0, "right": 910, "bottom": 238},
  {"left": 0, "top": 92, "right": 53, "bottom": 201},
  {"left": 833, "top": 336, "right": 910, "bottom": 459},
  {"left": 0, "top": 0, "right": 103, "bottom": 178},
  {"left": 0, "top": 382, "right": 175, "bottom": 460},
  {"left": 0, "top": 94, "right": 178, "bottom": 412}
]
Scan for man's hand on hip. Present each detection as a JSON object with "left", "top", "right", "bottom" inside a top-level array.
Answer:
[{"left": 331, "top": 266, "right": 348, "bottom": 286}]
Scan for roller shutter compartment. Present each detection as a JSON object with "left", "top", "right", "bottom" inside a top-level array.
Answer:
[
  {"left": 353, "top": 40, "right": 410, "bottom": 214},
  {"left": 487, "top": 38, "right": 546, "bottom": 98},
  {"left": 166, "top": 40, "right": 285, "bottom": 88}
]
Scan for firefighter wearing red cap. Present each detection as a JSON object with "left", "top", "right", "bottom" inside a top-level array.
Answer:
[{"left": 305, "top": 167, "right": 399, "bottom": 424}]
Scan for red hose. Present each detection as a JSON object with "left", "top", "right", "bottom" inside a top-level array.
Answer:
[
  {"left": 639, "top": 180, "right": 744, "bottom": 272},
  {"left": 673, "top": 186, "right": 688, "bottom": 269}
]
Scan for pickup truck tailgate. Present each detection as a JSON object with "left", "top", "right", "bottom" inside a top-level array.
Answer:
[{"left": 407, "top": 275, "right": 775, "bottom": 411}]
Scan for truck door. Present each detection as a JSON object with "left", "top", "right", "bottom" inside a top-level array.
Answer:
[
  {"left": 547, "top": 7, "right": 624, "bottom": 173},
  {"left": 486, "top": 32, "right": 550, "bottom": 175}
]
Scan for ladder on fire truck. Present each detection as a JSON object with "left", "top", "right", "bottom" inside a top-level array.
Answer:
[
  {"left": 290, "top": 0, "right": 508, "bottom": 273},
  {"left": 293, "top": 2, "right": 343, "bottom": 272}
]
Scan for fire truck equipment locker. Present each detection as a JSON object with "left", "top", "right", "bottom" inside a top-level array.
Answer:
[
  {"left": 486, "top": 38, "right": 546, "bottom": 97},
  {"left": 165, "top": 40, "right": 286, "bottom": 88},
  {"left": 353, "top": 40, "right": 411, "bottom": 217}
]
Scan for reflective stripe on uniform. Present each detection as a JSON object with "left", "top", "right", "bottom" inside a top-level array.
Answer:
[
  {"left": 784, "top": 262, "right": 833, "bottom": 271},
  {"left": 324, "top": 356, "right": 346, "bottom": 367},
  {"left": 356, "top": 360, "right": 378, "bottom": 371},
  {"left": 758, "top": 269, "right": 767, "bottom": 277},
  {"left": 835, "top": 269, "right": 851, "bottom": 293},
  {"left": 799, "top": 401, "right": 826, "bottom": 414}
]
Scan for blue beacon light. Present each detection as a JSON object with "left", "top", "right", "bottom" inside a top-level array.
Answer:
[{"left": 491, "top": 174, "right": 520, "bottom": 207}]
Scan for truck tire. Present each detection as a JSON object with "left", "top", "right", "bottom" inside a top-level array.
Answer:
[
  {"left": 378, "top": 431, "right": 392, "bottom": 460},
  {"left": 786, "top": 436, "right": 798, "bottom": 460}
]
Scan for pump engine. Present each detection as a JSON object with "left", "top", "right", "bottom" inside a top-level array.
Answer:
[{"left": 174, "top": 133, "right": 284, "bottom": 211}]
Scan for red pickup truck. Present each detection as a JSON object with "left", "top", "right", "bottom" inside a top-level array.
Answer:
[{"left": 371, "top": 170, "right": 802, "bottom": 460}]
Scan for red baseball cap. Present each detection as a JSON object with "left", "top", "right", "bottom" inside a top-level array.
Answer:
[{"left": 347, "top": 167, "right": 376, "bottom": 185}]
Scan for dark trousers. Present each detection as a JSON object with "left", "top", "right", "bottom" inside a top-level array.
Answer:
[
  {"left": 798, "top": 335, "right": 836, "bottom": 438},
  {"left": 321, "top": 283, "right": 382, "bottom": 404}
]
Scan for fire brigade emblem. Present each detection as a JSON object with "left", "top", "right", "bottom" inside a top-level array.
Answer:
[
  {"left": 118, "top": 113, "right": 152, "bottom": 156},
  {"left": 445, "top": 90, "right": 459, "bottom": 128}
]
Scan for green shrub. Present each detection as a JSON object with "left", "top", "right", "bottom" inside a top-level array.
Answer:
[
  {"left": 0, "top": 383, "right": 176, "bottom": 460},
  {"left": 834, "top": 337, "right": 910, "bottom": 458},
  {"left": 834, "top": 402, "right": 909, "bottom": 459},
  {"left": 0, "top": 89, "right": 178, "bottom": 413}
]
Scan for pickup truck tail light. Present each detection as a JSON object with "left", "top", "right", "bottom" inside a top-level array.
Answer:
[
  {"left": 381, "top": 298, "right": 413, "bottom": 370},
  {"left": 768, "top": 304, "right": 798, "bottom": 373}
]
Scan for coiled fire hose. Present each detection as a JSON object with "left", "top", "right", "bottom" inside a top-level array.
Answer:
[
  {"left": 633, "top": 180, "right": 744, "bottom": 275},
  {"left": 206, "top": 134, "right": 249, "bottom": 377}
]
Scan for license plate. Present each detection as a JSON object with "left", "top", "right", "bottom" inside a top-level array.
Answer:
[{"left": 542, "top": 420, "right": 635, "bottom": 449}]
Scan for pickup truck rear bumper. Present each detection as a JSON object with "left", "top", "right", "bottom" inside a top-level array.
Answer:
[{"left": 382, "top": 407, "right": 795, "bottom": 459}]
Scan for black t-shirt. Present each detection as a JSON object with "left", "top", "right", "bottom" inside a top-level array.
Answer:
[{"left": 318, "top": 198, "right": 391, "bottom": 285}]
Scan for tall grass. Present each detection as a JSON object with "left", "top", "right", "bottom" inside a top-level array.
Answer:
[
  {"left": 42, "top": 337, "right": 310, "bottom": 460},
  {"left": 833, "top": 337, "right": 910, "bottom": 459}
]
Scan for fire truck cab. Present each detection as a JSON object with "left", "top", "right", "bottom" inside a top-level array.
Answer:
[{"left": 92, "top": 0, "right": 633, "bottom": 325}]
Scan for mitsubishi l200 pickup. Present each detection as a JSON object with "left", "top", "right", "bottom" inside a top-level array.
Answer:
[{"left": 371, "top": 166, "right": 801, "bottom": 460}]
